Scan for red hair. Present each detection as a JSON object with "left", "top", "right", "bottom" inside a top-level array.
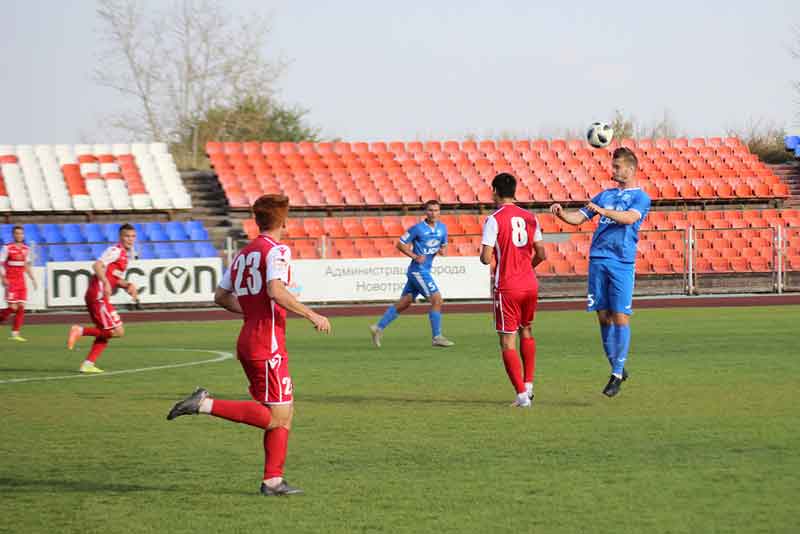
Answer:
[{"left": 252, "top": 194, "right": 290, "bottom": 231}]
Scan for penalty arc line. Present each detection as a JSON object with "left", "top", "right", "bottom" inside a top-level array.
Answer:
[{"left": 0, "top": 348, "right": 234, "bottom": 385}]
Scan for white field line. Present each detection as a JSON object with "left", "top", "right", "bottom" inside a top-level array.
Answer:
[{"left": 0, "top": 348, "right": 233, "bottom": 385}]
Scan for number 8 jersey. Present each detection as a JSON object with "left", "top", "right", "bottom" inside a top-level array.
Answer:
[
  {"left": 481, "top": 204, "right": 543, "bottom": 291},
  {"left": 220, "top": 234, "right": 292, "bottom": 361}
]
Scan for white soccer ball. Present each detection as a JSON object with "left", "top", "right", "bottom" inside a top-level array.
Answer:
[{"left": 587, "top": 122, "right": 614, "bottom": 148}]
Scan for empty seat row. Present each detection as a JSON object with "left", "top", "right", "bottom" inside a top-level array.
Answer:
[
  {"left": 242, "top": 209, "right": 800, "bottom": 242},
  {"left": 30, "top": 241, "right": 218, "bottom": 265},
  {"left": 1, "top": 221, "right": 210, "bottom": 245},
  {"left": 208, "top": 137, "right": 748, "bottom": 158},
  {"left": 209, "top": 137, "right": 788, "bottom": 208},
  {"left": 0, "top": 143, "right": 191, "bottom": 212}
]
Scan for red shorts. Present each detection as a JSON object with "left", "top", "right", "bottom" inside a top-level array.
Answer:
[
  {"left": 86, "top": 296, "right": 123, "bottom": 330},
  {"left": 5, "top": 281, "right": 27, "bottom": 303},
  {"left": 493, "top": 288, "right": 538, "bottom": 333},
  {"left": 239, "top": 354, "right": 293, "bottom": 405}
]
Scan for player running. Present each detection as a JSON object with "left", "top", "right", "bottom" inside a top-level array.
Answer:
[
  {"left": 0, "top": 226, "right": 38, "bottom": 342},
  {"left": 167, "top": 194, "right": 331, "bottom": 497},
  {"left": 550, "top": 147, "right": 650, "bottom": 397},
  {"left": 66, "top": 223, "right": 139, "bottom": 373},
  {"left": 369, "top": 199, "right": 455, "bottom": 348},
  {"left": 480, "top": 173, "right": 546, "bottom": 408}
]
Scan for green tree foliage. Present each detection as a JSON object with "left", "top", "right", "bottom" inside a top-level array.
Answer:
[{"left": 173, "top": 96, "right": 319, "bottom": 169}]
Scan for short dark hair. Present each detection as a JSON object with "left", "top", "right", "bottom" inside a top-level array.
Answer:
[
  {"left": 119, "top": 223, "right": 135, "bottom": 234},
  {"left": 423, "top": 199, "right": 440, "bottom": 209},
  {"left": 612, "top": 147, "right": 638, "bottom": 169},
  {"left": 12, "top": 225, "right": 23, "bottom": 232},
  {"left": 491, "top": 173, "right": 517, "bottom": 199},
  {"left": 253, "top": 194, "right": 290, "bottom": 231}
]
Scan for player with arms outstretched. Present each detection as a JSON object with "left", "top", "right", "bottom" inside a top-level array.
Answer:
[
  {"left": 480, "top": 173, "right": 546, "bottom": 407},
  {"left": 0, "top": 225, "right": 38, "bottom": 341},
  {"left": 167, "top": 194, "right": 331, "bottom": 497},
  {"left": 67, "top": 224, "right": 139, "bottom": 373},
  {"left": 550, "top": 147, "right": 650, "bottom": 397},
  {"left": 370, "top": 199, "right": 455, "bottom": 348}
]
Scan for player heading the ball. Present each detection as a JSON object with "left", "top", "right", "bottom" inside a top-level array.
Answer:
[{"left": 550, "top": 147, "right": 650, "bottom": 397}]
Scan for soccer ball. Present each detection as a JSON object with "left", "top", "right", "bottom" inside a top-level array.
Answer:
[{"left": 587, "top": 122, "right": 614, "bottom": 148}]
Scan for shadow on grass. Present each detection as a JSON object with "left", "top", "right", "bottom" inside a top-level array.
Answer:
[{"left": 0, "top": 477, "right": 181, "bottom": 494}]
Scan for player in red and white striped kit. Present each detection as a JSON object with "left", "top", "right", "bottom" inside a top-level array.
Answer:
[
  {"left": 167, "top": 195, "right": 331, "bottom": 496},
  {"left": 67, "top": 224, "right": 139, "bottom": 373},
  {"left": 480, "top": 173, "right": 547, "bottom": 407},
  {"left": 0, "top": 226, "right": 38, "bottom": 342}
]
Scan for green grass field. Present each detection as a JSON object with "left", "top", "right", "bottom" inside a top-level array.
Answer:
[{"left": 2, "top": 306, "right": 799, "bottom": 534}]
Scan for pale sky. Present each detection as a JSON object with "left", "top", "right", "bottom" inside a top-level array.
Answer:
[{"left": 2, "top": 0, "right": 798, "bottom": 145}]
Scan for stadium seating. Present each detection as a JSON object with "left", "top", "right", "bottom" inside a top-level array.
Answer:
[
  {"left": 785, "top": 135, "right": 800, "bottom": 159},
  {"left": 0, "top": 143, "right": 192, "bottom": 212},
  {"left": 209, "top": 138, "right": 790, "bottom": 208},
  {"left": 242, "top": 208, "right": 800, "bottom": 274},
  {"left": 0, "top": 221, "right": 216, "bottom": 264}
]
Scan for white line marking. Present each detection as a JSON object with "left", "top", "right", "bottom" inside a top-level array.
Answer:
[{"left": 0, "top": 348, "right": 233, "bottom": 385}]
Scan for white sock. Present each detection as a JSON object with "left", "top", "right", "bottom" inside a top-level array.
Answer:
[
  {"left": 82, "top": 360, "right": 94, "bottom": 366},
  {"left": 517, "top": 392, "right": 528, "bottom": 402},
  {"left": 525, "top": 382, "right": 533, "bottom": 394},
  {"left": 263, "top": 476, "right": 283, "bottom": 488},
  {"left": 612, "top": 373, "right": 623, "bottom": 379},
  {"left": 199, "top": 398, "right": 213, "bottom": 414},
  {"left": 11, "top": 331, "right": 19, "bottom": 336}
]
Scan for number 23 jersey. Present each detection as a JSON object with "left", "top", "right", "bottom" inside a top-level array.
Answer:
[
  {"left": 481, "top": 204, "right": 543, "bottom": 292},
  {"left": 220, "top": 234, "right": 292, "bottom": 360}
]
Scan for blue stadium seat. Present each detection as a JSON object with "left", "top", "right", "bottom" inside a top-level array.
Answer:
[
  {"left": 89, "top": 244, "right": 107, "bottom": 258},
  {"left": 194, "top": 242, "right": 218, "bottom": 257},
  {"left": 189, "top": 225, "right": 208, "bottom": 241},
  {"left": 1, "top": 224, "right": 12, "bottom": 244},
  {"left": 47, "top": 246, "right": 71, "bottom": 262},
  {"left": 84, "top": 223, "right": 105, "bottom": 243},
  {"left": 39, "top": 224, "right": 64, "bottom": 244},
  {"left": 138, "top": 243, "right": 156, "bottom": 259},
  {"left": 132, "top": 223, "right": 149, "bottom": 241},
  {"left": 62, "top": 223, "right": 87, "bottom": 243},
  {"left": 785, "top": 135, "right": 800, "bottom": 151},
  {"left": 153, "top": 243, "right": 176, "bottom": 258},
  {"left": 24, "top": 224, "right": 45, "bottom": 244},
  {"left": 796, "top": 146, "right": 800, "bottom": 160},
  {"left": 165, "top": 221, "right": 190, "bottom": 241},
  {"left": 69, "top": 244, "right": 93, "bottom": 261},
  {"left": 103, "top": 223, "right": 121, "bottom": 243},
  {"left": 147, "top": 222, "right": 169, "bottom": 242},
  {"left": 173, "top": 242, "right": 196, "bottom": 258}
]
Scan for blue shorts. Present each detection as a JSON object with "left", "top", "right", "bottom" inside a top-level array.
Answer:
[
  {"left": 587, "top": 258, "right": 635, "bottom": 314},
  {"left": 402, "top": 270, "right": 440, "bottom": 300}
]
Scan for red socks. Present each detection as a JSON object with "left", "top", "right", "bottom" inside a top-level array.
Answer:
[
  {"left": 501, "top": 349, "right": 525, "bottom": 394},
  {"left": 0, "top": 307, "right": 11, "bottom": 321},
  {"left": 83, "top": 327, "right": 102, "bottom": 337},
  {"left": 86, "top": 336, "right": 109, "bottom": 363},
  {"left": 521, "top": 337, "right": 536, "bottom": 383},
  {"left": 12, "top": 306, "right": 24, "bottom": 332},
  {"left": 264, "top": 427, "right": 289, "bottom": 479},
  {"left": 210, "top": 399, "right": 273, "bottom": 429}
]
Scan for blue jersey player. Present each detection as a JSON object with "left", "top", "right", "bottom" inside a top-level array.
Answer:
[
  {"left": 550, "top": 147, "right": 650, "bottom": 397},
  {"left": 370, "top": 200, "right": 455, "bottom": 348}
]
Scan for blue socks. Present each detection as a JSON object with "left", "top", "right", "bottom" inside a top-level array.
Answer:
[
  {"left": 378, "top": 306, "right": 442, "bottom": 338},
  {"left": 377, "top": 305, "right": 399, "bottom": 330},
  {"left": 612, "top": 325, "right": 631, "bottom": 377},
  {"left": 600, "top": 324, "right": 616, "bottom": 368},
  {"left": 428, "top": 311, "right": 442, "bottom": 338}
]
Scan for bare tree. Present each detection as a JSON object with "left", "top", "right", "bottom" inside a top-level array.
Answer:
[{"left": 94, "top": 0, "right": 284, "bottom": 143}]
